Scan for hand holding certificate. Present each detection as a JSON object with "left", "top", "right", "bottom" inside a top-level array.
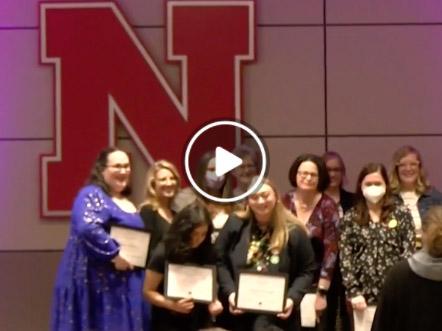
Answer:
[
  {"left": 165, "top": 263, "right": 216, "bottom": 303},
  {"left": 110, "top": 225, "right": 151, "bottom": 268},
  {"left": 235, "top": 271, "right": 288, "bottom": 314}
]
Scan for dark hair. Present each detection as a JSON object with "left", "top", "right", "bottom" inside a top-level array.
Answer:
[
  {"left": 232, "top": 144, "right": 260, "bottom": 169},
  {"left": 288, "top": 153, "right": 330, "bottom": 192},
  {"left": 164, "top": 201, "right": 214, "bottom": 264},
  {"left": 353, "top": 163, "right": 395, "bottom": 226},
  {"left": 88, "top": 147, "right": 132, "bottom": 196},
  {"left": 195, "top": 150, "right": 231, "bottom": 199}
]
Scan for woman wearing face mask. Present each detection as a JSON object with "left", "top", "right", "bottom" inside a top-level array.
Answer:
[
  {"left": 339, "top": 163, "right": 415, "bottom": 330},
  {"left": 389, "top": 145, "right": 442, "bottom": 248},
  {"left": 371, "top": 206, "right": 442, "bottom": 331},
  {"left": 216, "top": 178, "right": 316, "bottom": 331},
  {"left": 144, "top": 202, "right": 223, "bottom": 331},
  {"left": 140, "top": 160, "right": 180, "bottom": 262},
  {"left": 283, "top": 154, "right": 340, "bottom": 330}
]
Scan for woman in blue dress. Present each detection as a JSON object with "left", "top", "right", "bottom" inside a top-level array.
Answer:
[{"left": 51, "top": 147, "right": 149, "bottom": 331}]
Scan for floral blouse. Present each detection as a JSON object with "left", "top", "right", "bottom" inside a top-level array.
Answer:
[
  {"left": 283, "top": 191, "right": 339, "bottom": 283},
  {"left": 339, "top": 205, "right": 415, "bottom": 305}
]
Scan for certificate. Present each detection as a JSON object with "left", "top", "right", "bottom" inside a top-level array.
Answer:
[
  {"left": 164, "top": 263, "right": 216, "bottom": 303},
  {"left": 353, "top": 306, "right": 376, "bottom": 331},
  {"left": 235, "top": 271, "right": 288, "bottom": 314},
  {"left": 110, "top": 225, "right": 151, "bottom": 268}
]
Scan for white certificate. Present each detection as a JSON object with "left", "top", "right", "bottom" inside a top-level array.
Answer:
[
  {"left": 110, "top": 225, "right": 151, "bottom": 268},
  {"left": 236, "top": 271, "right": 287, "bottom": 314},
  {"left": 300, "top": 293, "right": 317, "bottom": 327},
  {"left": 165, "top": 263, "right": 215, "bottom": 303},
  {"left": 353, "top": 306, "right": 376, "bottom": 331}
]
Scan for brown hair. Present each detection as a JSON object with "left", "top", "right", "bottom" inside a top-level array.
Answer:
[
  {"left": 354, "top": 163, "right": 396, "bottom": 226},
  {"left": 236, "top": 178, "right": 306, "bottom": 252},
  {"left": 389, "top": 145, "right": 430, "bottom": 195},
  {"left": 322, "top": 151, "right": 347, "bottom": 188},
  {"left": 422, "top": 206, "right": 442, "bottom": 258},
  {"left": 140, "top": 160, "right": 181, "bottom": 210}
]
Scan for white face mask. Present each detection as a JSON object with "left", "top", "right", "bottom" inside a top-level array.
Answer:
[
  {"left": 205, "top": 171, "right": 225, "bottom": 190},
  {"left": 362, "top": 185, "right": 386, "bottom": 204}
]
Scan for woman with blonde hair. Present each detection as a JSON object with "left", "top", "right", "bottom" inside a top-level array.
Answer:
[
  {"left": 216, "top": 178, "right": 316, "bottom": 330},
  {"left": 390, "top": 145, "right": 442, "bottom": 247},
  {"left": 140, "top": 160, "right": 181, "bottom": 262},
  {"left": 372, "top": 206, "right": 442, "bottom": 331}
]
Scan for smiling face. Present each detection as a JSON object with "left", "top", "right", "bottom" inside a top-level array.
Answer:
[
  {"left": 153, "top": 168, "right": 178, "bottom": 199},
  {"left": 233, "top": 155, "right": 257, "bottom": 187},
  {"left": 102, "top": 150, "right": 131, "bottom": 196},
  {"left": 296, "top": 161, "right": 319, "bottom": 192},
  {"left": 248, "top": 183, "right": 277, "bottom": 224},
  {"left": 397, "top": 153, "right": 420, "bottom": 190}
]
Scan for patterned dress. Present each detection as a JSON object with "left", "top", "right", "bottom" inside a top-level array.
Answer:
[
  {"left": 339, "top": 205, "right": 415, "bottom": 305},
  {"left": 51, "top": 185, "right": 148, "bottom": 331}
]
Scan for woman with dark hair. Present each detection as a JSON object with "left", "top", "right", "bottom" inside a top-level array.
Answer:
[
  {"left": 51, "top": 147, "right": 148, "bottom": 331},
  {"left": 389, "top": 145, "right": 442, "bottom": 248},
  {"left": 282, "top": 153, "right": 340, "bottom": 329},
  {"left": 322, "top": 151, "right": 355, "bottom": 331},
  {"left": 216, "top": 178, "right": 316, "bottom": 331},
  {"left": 339, "top": 163, "right": 415, "bottom": 330},
  {"left": 143, "top": 202, "right": 223, "bottom": 331},
  {"left": 371, "top": 206, "right": 442, "bottom": 331}
]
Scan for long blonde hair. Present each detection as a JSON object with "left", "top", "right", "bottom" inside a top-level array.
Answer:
[
  {"left": 140, "top": 160, "right": 181, "bottom": 210},
  {"left": 389, "top": 145, "right": 430, "bottom": 195},
  {"left": 236, "top": 178, "right": 306, "bottom": 253}
]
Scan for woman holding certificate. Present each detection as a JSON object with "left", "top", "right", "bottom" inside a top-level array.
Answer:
[
  {"left": 144, "top": 202, "right": 224, "bottom": 331},
  {"left": 140, "top": 160, "right": 180, "bottom": 261},
  {"left": 339, "top": 163, "right": 415, "bottom": 331},
  {"left": 216, "top": 178, "right": 316, "bottom": 331},
  {"left": 51, "top": 147, "right": 148, "bottom": 331},
  {"left": 282, "top": 154, "right": 340, "bottom": 330}
]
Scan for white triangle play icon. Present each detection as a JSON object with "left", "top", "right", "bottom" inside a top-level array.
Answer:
[{"left": 215, "top": 147, "right": 243, "bottom": 177}]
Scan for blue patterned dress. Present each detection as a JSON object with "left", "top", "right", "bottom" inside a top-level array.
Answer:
[{"left": 51, "top": 185, "right": 149, "bottom": 331}]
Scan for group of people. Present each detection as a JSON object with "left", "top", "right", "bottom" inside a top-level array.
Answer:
[{"left": 50, "top": 144, "right": 442, "bottom": 331}]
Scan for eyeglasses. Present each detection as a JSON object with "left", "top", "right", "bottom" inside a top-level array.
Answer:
[
  {"left": 297, "top": 171, "right": 318, "bottom": 179},
  {"left": 397, "top": 162, "right": 420, "bottom": 169},
  {"left": 327, "top": 167, "right": 343, "bottom": 173},
  {"left": 107, "top": 163, "right": 131, "bottom": 170}
]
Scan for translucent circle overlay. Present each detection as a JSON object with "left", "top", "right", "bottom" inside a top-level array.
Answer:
[{"left": 184, "top": 120, "right": 267, "bottom": 203}]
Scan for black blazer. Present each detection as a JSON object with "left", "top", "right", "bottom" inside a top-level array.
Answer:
[
  {"left": 215, "top": 215, "right": 316, "bottom": 306},
  {"left": 340, "top": 189, "right": 356, "bottom": 214}
]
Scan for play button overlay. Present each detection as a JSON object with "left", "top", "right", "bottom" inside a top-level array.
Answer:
[
  {"left": 184, "top": 120, "right": 268, "bottom": 203},
  {"left": 215, "top": 147, "right": 243, "bottom": 177}
]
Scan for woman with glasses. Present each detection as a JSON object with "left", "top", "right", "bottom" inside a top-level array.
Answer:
[
  {"left": 390, "top": 145, "right": 442, "bottom": 248},
  {"left": 140, "top": 160, "right": 181, "bottom": 263},
  {"left": 340, "top": 163, "right": 415, "bottom": 331},
  {"left": 322, "top": 151, "right": 356, "bottom": 331},
  {"left": 51, "top": 147, "right": 148, "bottom": 331},
  {"left": 216, "top": 178, "right": 316, "bottom": 330},
  {"left": 283, "top": 154, "right": 340, "bottom": 330}
]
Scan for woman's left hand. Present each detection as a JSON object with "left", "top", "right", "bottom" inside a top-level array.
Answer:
[
  {"left": 315, "top": 293, "right": 327, "bottom": 319},
  {"left": 277, "top": 298, "right": 294, "bottom": 319},
  {"left": 208, "top": 299, "right": 223, "bottom": 317}
]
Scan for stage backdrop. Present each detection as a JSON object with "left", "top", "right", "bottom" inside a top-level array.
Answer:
[{"left": 1, "top": 1, "right": 442, "bottom": 330}]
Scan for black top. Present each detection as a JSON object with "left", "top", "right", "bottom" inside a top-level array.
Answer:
[
  {"left": 148, "top": 243, "right": 215, "bottom": 331},
  {"left": 215, "top": 215, "right": 316, "bottom": 306},
  {"left": 371, "top": 260, "right": 442, "bottom": 331},
  {"left": 140, "top": 205, "right": 172, "bottom": 263},
  {"left": 339, "top": 188, "right": 356, "bottom": 214}
]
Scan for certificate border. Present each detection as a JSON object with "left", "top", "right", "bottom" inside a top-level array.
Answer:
[
  {"left": 109, "top": 224, "right": 151, "bottom": 269},
  {"left": 164, "top": 263, "right": 216, "bottom": 304},
  {"left": 235, "top": 270, "right": 288, "bottom": 314}
]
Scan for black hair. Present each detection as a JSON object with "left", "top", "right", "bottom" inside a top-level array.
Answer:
[{"left": 288, "top": 153, "right": 330, "bottom": 192}]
